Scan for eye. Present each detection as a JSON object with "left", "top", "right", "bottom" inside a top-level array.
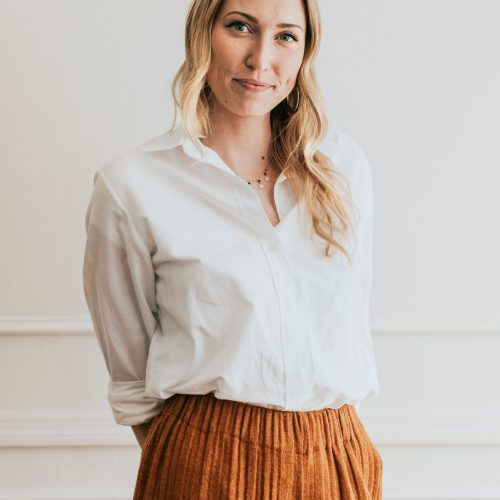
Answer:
[
  {"left": 226, "top": 21, "right": 250, "bottom": 33},
  {"left": 280, "top": 32, "right": 299, "bottom": 43},
  {"left": 226, "top": 21, "right": 299, "bottom": 43}
]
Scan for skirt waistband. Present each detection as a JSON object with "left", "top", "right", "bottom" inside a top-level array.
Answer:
[{"left": 156, "top": 392, "right": 359, "bottom": 455}]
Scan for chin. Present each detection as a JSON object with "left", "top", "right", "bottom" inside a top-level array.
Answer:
[
  {"left": 211, "top": 94, "right": 275, "bottom": 117},
  {"left": 237, "top": 108, "right": 271, "bottom": 117},
  {"left": 229, "top": 102, "right": 276, "bottom": 117}
]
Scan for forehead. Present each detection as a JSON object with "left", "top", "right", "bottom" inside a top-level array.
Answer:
[{"left": 217, "top": 0, "right": 307, "bottom": 27}]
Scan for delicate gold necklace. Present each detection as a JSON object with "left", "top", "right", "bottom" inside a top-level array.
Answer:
[{"left": 246, "top": 156, "right": 273, "bottom": 189}]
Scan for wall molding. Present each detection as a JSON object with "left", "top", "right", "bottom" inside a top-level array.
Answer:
[
  {"left": 0, "top": 407, "right": 499, "bottom": 448},
  {"left": 0, "top": 412, "right": 134, "bottom": 447},
  {"left": 1, "top": 487, "right": 500, "bottom": 500},
  {"left": 0, "top": 317, "right": 92, "bottom": 336},
  {"left": 383, "top": 488, "right": 500, "bottom": 500},
  {"left": 365, "top": 407, "right": 500, "bottom": 444},
  {"left": 0, "top": 492, "right": 130, "bottom": 500},
  {"left": 0, "top": 315, "right": 499, "bottom": 336},
  {"left": 371, "top": 315, "right": 500, "bottom": 334}
]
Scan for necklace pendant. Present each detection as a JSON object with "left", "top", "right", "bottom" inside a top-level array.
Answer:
[
  {"left": 264, "top": 175, "right": 271, "bottom": 181},
  {"left": 258, "top": 182, "right": 265, "bottom": 189}
]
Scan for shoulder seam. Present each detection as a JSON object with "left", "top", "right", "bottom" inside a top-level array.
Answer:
[{"left": 95, "top": 170, "right": 152, "bottom": 257}]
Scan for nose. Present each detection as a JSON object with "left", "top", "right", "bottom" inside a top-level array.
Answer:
[{"left": 245, "top": 36, "right": 273, "bottom": 72}]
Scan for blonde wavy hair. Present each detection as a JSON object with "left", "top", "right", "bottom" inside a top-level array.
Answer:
[{"left": 170, "top": 0, "right": 357, "bottom": 261}]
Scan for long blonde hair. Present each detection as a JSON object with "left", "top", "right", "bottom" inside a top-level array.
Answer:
[{"left": 170, "top": 0, "right": 357, "bottom": 261}]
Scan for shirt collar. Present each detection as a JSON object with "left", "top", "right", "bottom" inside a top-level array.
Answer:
[
  {"left": 141, "top": 123, "right": 186, "bottom": 152},
  {"left": 141, "top": 123, "right": 288, "bottom": 184}
]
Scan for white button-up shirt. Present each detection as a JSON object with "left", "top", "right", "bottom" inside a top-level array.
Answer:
[{"left": 82, "top": 123, "right": 380, "bottom": 426}]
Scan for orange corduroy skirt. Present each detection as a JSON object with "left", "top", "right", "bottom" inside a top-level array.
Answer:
[{"left": 133, "top": 392, "right": 383, "bottom": 499}]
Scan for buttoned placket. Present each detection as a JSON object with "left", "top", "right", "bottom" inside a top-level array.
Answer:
[{"left": 180, "top": 136, "right": 305, "bottom": 409}]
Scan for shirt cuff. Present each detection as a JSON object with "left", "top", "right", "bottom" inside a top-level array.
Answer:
[{"left": 107, "top": 379, "right": 164, "bottom": 426}]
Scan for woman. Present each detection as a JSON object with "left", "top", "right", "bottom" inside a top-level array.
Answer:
[{"left": 83, "top": 0, "right": 383, "bottom": 498}]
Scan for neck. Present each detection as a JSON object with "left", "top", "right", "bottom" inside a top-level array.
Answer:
[{"left": 201, "top": 105, "right": 275, "bottom": 180}]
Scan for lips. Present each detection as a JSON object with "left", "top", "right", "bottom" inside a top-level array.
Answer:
[
  {"left": 234, "top": 79, "right": 274, "bottom": 93},
  {"left": 235, "top": 79, "right": 273, "bottom": 88}
]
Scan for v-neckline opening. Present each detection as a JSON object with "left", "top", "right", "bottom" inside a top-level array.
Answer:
[
  {"left": 187, "top": 141, "right": 293, "bottom": 232},
  {"left": 250, "top": 183, "right": 299, "bottom": 233}
]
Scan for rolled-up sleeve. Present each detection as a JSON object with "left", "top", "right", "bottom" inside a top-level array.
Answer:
[{"left": 82, "top": 170, "right": 164, "bottom": 426}]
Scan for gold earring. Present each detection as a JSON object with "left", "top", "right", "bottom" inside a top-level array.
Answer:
[{"left": 203, "top": 81, "right": 213, "bottom": 101}]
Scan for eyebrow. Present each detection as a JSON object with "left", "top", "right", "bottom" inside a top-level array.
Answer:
[{"left": 223, "top": 10, "right": 304, "bottom": 32}]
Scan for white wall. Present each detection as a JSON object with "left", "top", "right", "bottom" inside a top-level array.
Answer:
[{"left": 0, "top": 0, "right": 499, "bottom": 498}]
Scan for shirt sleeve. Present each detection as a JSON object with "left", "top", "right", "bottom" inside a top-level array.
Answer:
[{"left": 82, "top": 170, "right": 164, "bottom": 426}]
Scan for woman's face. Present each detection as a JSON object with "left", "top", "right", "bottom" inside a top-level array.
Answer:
[{"left": 206, "top": 0, "right": 307, "bottom": 118}]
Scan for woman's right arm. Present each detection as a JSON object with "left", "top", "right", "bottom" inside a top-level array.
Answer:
[
  {"left": 131, "top": 420, "right": 154, "bottom": 449},
  {"left": 83, "top": 168, "right": 164, "bottom": 429}
]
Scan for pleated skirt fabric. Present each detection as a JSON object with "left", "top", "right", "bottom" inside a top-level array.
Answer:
[{"left": 133, "top": 392, "right": 383, "bottom": 500}]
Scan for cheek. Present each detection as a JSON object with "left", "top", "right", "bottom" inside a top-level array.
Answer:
[
  {"left": 210, "top": 35, "right": 240, "bottom": 70},
  {"left": 281, "top": 59, "right": 303, "bottom": 88}
]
